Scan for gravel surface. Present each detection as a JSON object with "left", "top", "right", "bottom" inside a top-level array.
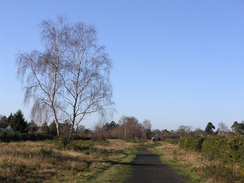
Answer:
[{"left": 126, "top": 147, "right": 187, "bottom": 183}]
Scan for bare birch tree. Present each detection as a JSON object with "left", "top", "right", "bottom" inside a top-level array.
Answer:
[
  {"left": 118, "top": 116, "right": 140, "bottom": 139},
  {"left": 16, "top": 16, "right": 113, "bottom": 137},
  {"left": 59, "top": 22, "right": 113, "bottom": 138},
  {"left": 218, "top": 122, "right": 229, "bottom": 136}
]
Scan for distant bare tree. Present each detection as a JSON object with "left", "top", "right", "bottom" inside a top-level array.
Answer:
[
  {"left": 177, "top": 125, "right": 192, "bottom": 137},
  {"left": 142, "top": 120, "right": 151, "bottom": 130},
  {"left": 193, "top": 128, "right": 204, "bottom": 136},
  {"left": 161, "top": 129, "right": 171, "bottom": 139},
  {"left": 16, "top": 16, "right": 113, "bottom": 137},
  {"left": 118, "top": 116, "right": 141, "bottom": 139},
  {"left": 142, "top": 119, "right": 152, "bottom": 139},
  {"left": 218, "top": 122, "right": 229, "bottom": 136},
  {"left": 94, "top": 120, "right": 106, "bottom": 139}
]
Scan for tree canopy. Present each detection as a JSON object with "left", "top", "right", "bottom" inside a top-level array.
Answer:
[
  {"left": 231, "top": 121, "right": 244, "bottom": 135},
  {"left": 204, "top": 122, "right": 215, "bottom": 135},
  {"left": 10, "top": 110, "right": 28, "bottom": 133},
  {"left": 16, "top": 16, "right": 113, "bottom": 137}
]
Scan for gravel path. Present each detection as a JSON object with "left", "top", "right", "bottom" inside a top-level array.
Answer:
[{"left": 126, "top": 147, "right": 187, "bottom": 183}]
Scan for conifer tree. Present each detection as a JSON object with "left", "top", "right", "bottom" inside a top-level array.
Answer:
[
  {"left": 10, "top": 110, "right": 28, "bottom": 133},
  {"left": 204, "top": 122, "right": 215, "bottom": 135}
]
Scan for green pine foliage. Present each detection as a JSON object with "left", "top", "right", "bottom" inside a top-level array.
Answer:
[
  {"left": 10, "top": 110, "right": 28, "bottom": 133},
  {"left": 204, "top": 122, "right": 215, "bottom": 135}
]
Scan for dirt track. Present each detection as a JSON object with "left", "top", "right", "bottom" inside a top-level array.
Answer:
[{"left": 126, "top": 147, "right": 187, "bottom": 183}]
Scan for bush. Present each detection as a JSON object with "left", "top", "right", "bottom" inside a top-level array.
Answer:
[
  {"left": 164, "top": 138, "right": 179, "bottom": 145},
  {"left": 178, "top": 136, "right": 205, "bottom": 152},
  {"left": 71, "top": 140, "right": 95, "bottom": 151},
  {"left": 0, "top": 131, "right": 52, "bottom": 142},
  {"left": 0, "top": 131, "right": 10, "bottom": 142},
  {"left": 202, "top": 136, "right": 227, "bottom": 161},
  {"left": 58, "top": 135, "right": 69, "bottom": 146},
  {"left": 203, "top": 163, "right": 243, "bottom": 183},
  {"left": 173, "top": 135, "right": 244, "bottom": 182},
  {"left": 202, "top": 135, "right": 244, "bottom": 165},
  {"left": 67, "top": 139, "right": 110, "bottom": 152}
]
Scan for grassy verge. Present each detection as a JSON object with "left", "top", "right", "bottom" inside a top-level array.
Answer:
[
  {"left": 83, "top": 147, "right": 137, "bottom": 183},
  {"left": 148, "top": 141, "right": 204, "bottom": 183}
]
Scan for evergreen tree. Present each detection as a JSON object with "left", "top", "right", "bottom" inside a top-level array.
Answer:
[
  {"left": 231, "top": 121, "right": 244, "bottom": 135},
  {"left": 10, "top": 110, "right": 28, "bottom": 133},
  {"left": 8, "top": 113, "right": 13, "bottom": 123},
  {"left": 0, "top": 116, "right": 8, "bottom": 123},
  {"left": 204, "top": 122, "right": 215, "bottom": 135}
]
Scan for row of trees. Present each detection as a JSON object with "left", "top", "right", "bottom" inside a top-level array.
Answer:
[
  {"left": 1, "top": 110, "right": 243, "bottom": 140},
  {"left": 94, "top": 116, "right": 152, "bottom": 139},
  {"left": 0, "top": 113, "right": 152, "bottom": 139},
  {"left": 164, "top": 121, "right": 243, "bottom": 139},
  {"left": 0, "top": 111, "right": 92, "bottom": 138}
]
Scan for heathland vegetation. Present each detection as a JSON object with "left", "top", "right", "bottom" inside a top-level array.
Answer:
[
  {"left": 0, "top": 139, "right": 149, "bottom": 182},
  {"left": 0, "top": 111, "right": 243, "bottom": 182},
  {"left": 159, "top": 130, "right": 244, "bottom": 182}
]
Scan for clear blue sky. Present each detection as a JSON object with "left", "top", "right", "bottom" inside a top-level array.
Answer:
[{"left": 1, "top": 0, "right": 244, "bottom": 131}]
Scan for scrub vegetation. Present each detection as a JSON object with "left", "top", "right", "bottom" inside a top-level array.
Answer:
[{"left": 151, "top": 135, "right": 244, "bottom": 183}]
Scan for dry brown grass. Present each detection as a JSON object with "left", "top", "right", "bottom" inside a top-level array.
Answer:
[
  {"left": 157, "top": 142, "right": 204, "bottom": 169},
  {"left": 94, "top": 139, "right": 136, "bottom": 150},
  {"left": 0, "top": 139, "right": 137, "bottom": 183}
]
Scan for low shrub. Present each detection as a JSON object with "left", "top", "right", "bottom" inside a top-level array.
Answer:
[
  {"left": 71, "top": 140, "right": 94, "bottom": 151},
  {"left": 202, "top": 135, "right": 244, "bottom": 166},
  {"left": 91, "top": 138, "right": 110, "bottom": 145},
  {"left": 58, "top": 135, "right": 69, "bottom": 146},
  {"left": 0, "top": 131, "right": 52, "bottom": 142},
  {"left": 162, "top": 135, "right": 244, "bottom": 182},
  {"left": 164, "top": 138, "right": 179, "bottom": 145},
  {"left": 203, "top": 162, "right": 244, "bottom": 183}
]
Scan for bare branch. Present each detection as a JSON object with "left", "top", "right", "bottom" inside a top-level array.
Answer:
[{"left": 16, "top": 16, "right": 114, "bottom": 138}]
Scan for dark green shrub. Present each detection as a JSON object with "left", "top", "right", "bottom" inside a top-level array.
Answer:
[
  {"left": 71, "top": 140, "right": 95, "bottom": 151},
  {"left": 0, "top": 131, "right": 52, "bottom": 142},
  {"left": 58, "top": 135, "right": 69, "bottom": 146},
  {"left": 178, "top": 136, "right": 205, "bottom": 152},
  {"left": 0, "top": 131, "right": 10, "bottom": 142}
]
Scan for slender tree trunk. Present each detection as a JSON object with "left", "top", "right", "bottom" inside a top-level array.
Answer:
[{"left": 124, "top": 123, "right": 127, "bottom": 139}]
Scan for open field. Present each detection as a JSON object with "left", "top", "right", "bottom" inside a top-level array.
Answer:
[{"left": 0, "top": 139, "right": 151, "bottom": 183}]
